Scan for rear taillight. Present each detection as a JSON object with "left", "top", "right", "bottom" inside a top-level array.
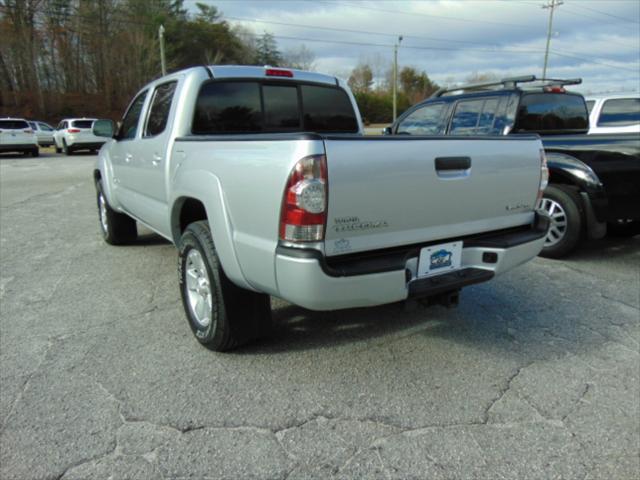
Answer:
[
  {"left": 279, "top": 155, "right": 327, "bottom": 242},
  {"left": 68, "top": 128, "right": 81, "bottom": 133},
  {"left": 536, "top": 149, "right": 549, "bottom": 208}
]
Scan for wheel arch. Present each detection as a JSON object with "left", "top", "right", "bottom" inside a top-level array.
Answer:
[{"left": 170, "top": 174, "right": 254, "bottom": 291}]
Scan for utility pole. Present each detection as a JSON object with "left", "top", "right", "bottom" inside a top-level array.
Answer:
[
  {"left": 159, "top": 24, "right": 167, "bottom": 76},
  {"left": 542, "top": 0, "right": 562, "bottom": 78},
  {"left": 392, "top": 35, "right": 403, "bottom": 122}
]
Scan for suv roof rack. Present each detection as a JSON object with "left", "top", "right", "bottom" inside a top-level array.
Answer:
[{"left": 431, "top": 75, "right": 582, "bottom": 98}]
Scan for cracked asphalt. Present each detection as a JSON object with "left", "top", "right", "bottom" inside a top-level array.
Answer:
[{"left": 1, "top": 152, "right": 639, "bottom": 480}]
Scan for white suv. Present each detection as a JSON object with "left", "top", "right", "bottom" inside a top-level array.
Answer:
[
  {"left": 585, "top": 93, "right": 640, "bottom": 134},
  {"left": 28, "top": 121, "right": 55, "bottom": 147},
  {"left": 53, "top": 118, "right": 107, "bottom": 154},
  {"left": 0, "top": 118, "right": 39, "bottom": 156}
]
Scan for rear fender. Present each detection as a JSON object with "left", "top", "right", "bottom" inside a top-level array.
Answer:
[{"left": 170, "top": 170, "right": 254, "bottom": 291}]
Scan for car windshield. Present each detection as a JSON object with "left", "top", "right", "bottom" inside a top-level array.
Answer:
[
  {"left": 71, "top": 120, "right": 94, "bottom": 129},
  {"left": 0, "top": 120, "right": 29, "bottom": 130},
  {"left": 514, "top": 93, "right": 589, "bottom": 133}
]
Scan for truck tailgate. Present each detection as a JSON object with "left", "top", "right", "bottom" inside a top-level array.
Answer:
[{"left": 323, "top": 136, "right": 543, "bottom": 256}]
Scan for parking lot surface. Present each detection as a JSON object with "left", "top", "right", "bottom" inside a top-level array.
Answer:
[{"left": 1, "top": 152, "right": 639, "bottom": 479}]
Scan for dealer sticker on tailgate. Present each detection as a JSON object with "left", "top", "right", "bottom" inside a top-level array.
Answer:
[{"left": 417, "top": 241, "right": 463, "bottom": 278}]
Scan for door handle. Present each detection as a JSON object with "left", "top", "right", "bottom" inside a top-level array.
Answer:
[
  {"left": 435, "top": 156, "right": 471, "bottom": 171},
  {"left": 152, "top": 154, "right": 162, "bottom": 166}
]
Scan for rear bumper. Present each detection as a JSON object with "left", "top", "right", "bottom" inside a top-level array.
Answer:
[
  {"left": 0, "top": 143, "right": 37, "bottom": 152},
  {"left": 67, "top": 141, "right": 105, "bottom": 150},
  {"left": 275, "top": 214, "right": 549, "bottom": 310}
]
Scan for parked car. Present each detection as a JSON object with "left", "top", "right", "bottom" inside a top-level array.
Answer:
[
  {"left": 0, "top": 117, "right": 39, "bottom": 156},
  {"left": 28, "top": 121, "right": 55, "bottom": 147},
  {"left": 53, "top": 118, "right": 107, "bottom": 154},
  {"left": 585, "top": 93, "right": 640, "bottom": 135},
  {"left": 386, "top": 75, "right": 640, "bottom": 257},
  {"left": 93, "top": 65, "right": 549, "bottom": 351}
]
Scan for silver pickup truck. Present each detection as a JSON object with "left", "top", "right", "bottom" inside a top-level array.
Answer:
[{"left": 93, "top": 65, "right": 549, "bottom": 351}]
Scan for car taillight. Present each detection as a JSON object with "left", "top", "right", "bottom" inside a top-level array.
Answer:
[
  {"left": 279, "top": 154, "right": 327, "bottom": 242},
  {"left": 536, "top": 149, "right": 549, "bottom": 209},
  {"left": 68, "top": 128, "right": 81, "bottom": 133}
]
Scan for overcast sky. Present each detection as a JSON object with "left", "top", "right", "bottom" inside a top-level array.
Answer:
[{"left": 188, "top": 0, "right": 639, "bottom": 94}]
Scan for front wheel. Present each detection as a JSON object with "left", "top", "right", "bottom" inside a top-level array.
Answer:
[
  {"left": 178, "top": 221, "right": 271, "bottom": 351},
  {"left": 539, "top": 185, "right": 583, "bottom": 258},
  {"left": 63, "top": 140, "right": 72, "bottom": 156},
  {"left": 31, "top": 148, "right": 39, "bottom": 157},
  {"left": 96, "top": 181, "right": 137, "bottom": 245}
]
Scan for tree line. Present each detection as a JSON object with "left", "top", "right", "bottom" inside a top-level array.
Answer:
[
  {"left": 0, "top": 0, "right": 441, "bottom": 124},
  {"left": 0, "top": 0, "right": 314, "bottom": 122}
]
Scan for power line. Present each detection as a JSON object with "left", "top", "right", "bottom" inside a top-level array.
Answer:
[
  {"left": 568, "top": 1, "right": 640, "bottom": 25},
  {"left": 2, "top": 3, "right": 638, "bottom": 74},
  {"left": 322, "top": 0, "right": 538, "bottom": 29}
]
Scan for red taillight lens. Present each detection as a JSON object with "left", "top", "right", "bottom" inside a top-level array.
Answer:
[
  {"left": 68, "top": 128, "right": 81, "bottom": 133},
  {"left": 279, "top": 155, "right": 327, "bottom": 242},
  {"left": 536, "top": 149, "right": 549, "bottom": 209},
  {"left": 266, "top": 68, "right": 293, "bottom": 78}
]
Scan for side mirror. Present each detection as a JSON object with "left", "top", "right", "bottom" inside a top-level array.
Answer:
[
  {"left": 382, "top": 126, "right": 393, "bottom": 135},
  {"left": 93, "top": 119, "right": 115, "bottom": 138}
]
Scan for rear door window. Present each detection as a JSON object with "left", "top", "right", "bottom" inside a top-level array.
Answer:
[
  {"left": 450, "top": 99, "right": 484, "bottom": 135},
  {"left": 144, "top": 81, "right": 178, "bottom": 137},
  {"left": 192, "top": 81, "right": 358, "bottom": 134},
  {"left": 597, "top": 98, "right": 640, "bottom": 127},
  {"left": 396, "top": 103, "right": 446, "bottom": 135},
  {"left": 0, "top": 120, "right": 29, "bottom": 129},
  {"left": 72, "top": 120, "right": 94, "bottom": 129}
]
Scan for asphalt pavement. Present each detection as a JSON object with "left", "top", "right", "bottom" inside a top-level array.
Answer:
[{"left": 1, "top": 152, "right": 638, "bottom": 479}]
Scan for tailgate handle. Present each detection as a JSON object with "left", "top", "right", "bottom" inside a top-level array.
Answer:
[{"left": 435, "top": 156, "right": 471, "bottom": 171}]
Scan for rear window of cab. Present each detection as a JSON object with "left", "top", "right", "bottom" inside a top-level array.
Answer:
[{"left": 192, "top": 81, "right": 359, "bottom": 134}]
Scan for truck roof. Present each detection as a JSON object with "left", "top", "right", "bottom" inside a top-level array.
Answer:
[{"left": 585, "top": 92, "right": 639, "bottom": 101}]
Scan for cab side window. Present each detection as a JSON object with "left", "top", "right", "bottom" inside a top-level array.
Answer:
[
  {"left": 118, "top": 90, "right": 148, "bottom": 140},
  {"left": 450, "top": 97, "right": 505, "bottom": 136},
  {"left": 144, "top": 82, "right": 177, "bottom": 137},
  {"left": 597, "top": 98, "right": 640, "bottom": 127},
  {"left": 396, "top": 103, "right": 446, "bottom": 135}
]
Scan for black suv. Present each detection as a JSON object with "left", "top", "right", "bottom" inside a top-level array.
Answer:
[{"left": 386, "top": 75, "right": 640, "bottom": 258}]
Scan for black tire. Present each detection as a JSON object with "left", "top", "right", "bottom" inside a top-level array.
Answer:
[
  {"left": 55, "top": 144, "right": 62, "bottom": 154},
  {"left": 31, "top": 148, "right": 39, "bottom": 157},
  {"left": 178, "top": 220, "right": 271, "bottom": 352},
  {"left": 96, "top": 181, "right": 137, "bottom": 245},
  {"left": 63, "top": 140, "right": 73, "bottom": 156},
  {"left": 607, "top": 220, "right": 640, "bottom": 237},
  {"left": 539, "top": 184, "right": 583, "bottom": 258}
]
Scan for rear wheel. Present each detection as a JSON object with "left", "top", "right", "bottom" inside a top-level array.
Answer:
[
  {"left": 31, "top": 148, "right": 39, "bottom": 157},
  {"left": 539, "top": 184, "right": 583, "bottom": 258},
  {"left": 179, "top": 220, "right": 271, "bottom": 351},
  {"left": 96, "top": 181, "right": 137, "bottom": 245}
]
